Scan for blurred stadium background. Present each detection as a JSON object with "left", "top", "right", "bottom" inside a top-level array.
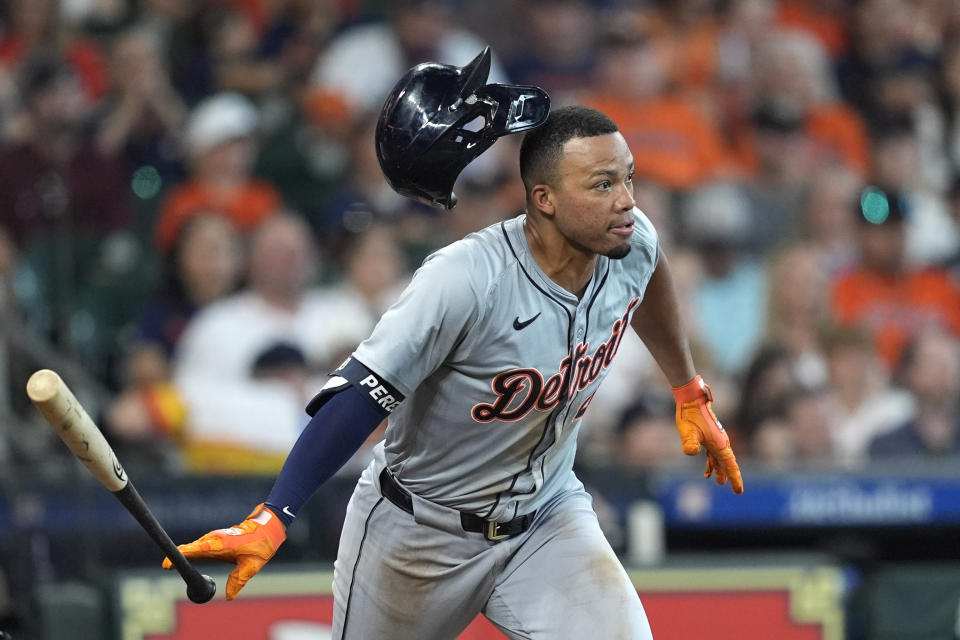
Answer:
[{"left": 1, "top": 0, "right": 960, "bottom": 638}]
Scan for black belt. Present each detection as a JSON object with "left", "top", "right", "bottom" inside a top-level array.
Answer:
[{"left": 378, "top": 468, "right": 534, "bottom": 542}]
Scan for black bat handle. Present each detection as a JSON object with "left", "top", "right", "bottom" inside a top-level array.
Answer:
[{"left": 113, "top": 483, "right": 217, "bottom": 603}]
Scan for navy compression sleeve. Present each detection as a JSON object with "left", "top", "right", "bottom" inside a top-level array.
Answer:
[{"left": 264, "top": 384, "right": 383, "bottom": 527}]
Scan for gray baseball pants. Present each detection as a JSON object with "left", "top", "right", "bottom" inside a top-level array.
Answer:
[{"left": 330, "top": 454, "right": 653, "bottom": 639}]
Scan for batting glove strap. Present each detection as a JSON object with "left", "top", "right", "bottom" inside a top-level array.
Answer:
[
  {"left": 671, "top": 375, "right": 712, "bottom": 404},
  {"left": 243, "top": 503, "right": 288, "bottom": 548}
]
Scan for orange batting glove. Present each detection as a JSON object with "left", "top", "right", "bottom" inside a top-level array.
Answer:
[
  {"left": 672, "top": 375, "right": 744, "bottom": 495},
  {"left": 162, "top": 503, "right": 286, "bottom": 600}
]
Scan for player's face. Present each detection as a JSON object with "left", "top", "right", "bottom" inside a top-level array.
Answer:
[{"left": 551, "top": 132, "right": 636, "bottom": 259}]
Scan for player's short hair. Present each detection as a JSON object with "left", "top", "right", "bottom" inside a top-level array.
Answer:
[{"left": 519, "top": 105, "right": 620, "bottom": 194}]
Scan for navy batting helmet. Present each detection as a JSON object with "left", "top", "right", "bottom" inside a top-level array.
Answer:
[{"left": 375, "top": 47, "right": 550, "bottom": 209}]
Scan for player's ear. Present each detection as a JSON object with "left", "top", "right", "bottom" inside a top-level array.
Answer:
[{"left": 530, "top": 184, "right": 556, "bottom": 217}]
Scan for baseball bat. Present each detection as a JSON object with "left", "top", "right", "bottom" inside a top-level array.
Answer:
[{"left": 26, "top": 369, "right": 216, "bottom": 604}]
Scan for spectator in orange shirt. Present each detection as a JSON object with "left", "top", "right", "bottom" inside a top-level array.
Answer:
[
  {"left": 153, "top": 92, "right": 282, "bottom": 253},
  {"left": 0, "top": 0, "right": 107, "bottom": 104},
  {"left": 635, "top": 0, "right": 723, "bottom": 96},
  {"left": 738, "top": 29, "right": 870, "bottom": 177},
  {"left": 580, "top": 28, "right": 727, "bottom": 190},
  {"left": 774, "top": 0, "right": 850, "bottom": 59},
  {"left": 830, "top": 187, "right": 960, "bottom": 370}
]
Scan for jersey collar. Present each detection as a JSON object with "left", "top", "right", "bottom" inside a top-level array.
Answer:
[{"left": 504, "top": 214, "right": 606, "bottom": 306}]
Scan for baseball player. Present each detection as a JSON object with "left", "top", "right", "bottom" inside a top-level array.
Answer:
[{"left": 165, "top": 50, "right": 743, "bottom": 639}]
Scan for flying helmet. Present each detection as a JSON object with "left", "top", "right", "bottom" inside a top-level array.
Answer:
[{"left": 375, "top": 47, "right": 550, "bottom": 209}]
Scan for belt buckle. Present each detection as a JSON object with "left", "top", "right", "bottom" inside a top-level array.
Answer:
[{"left": 485, "top": 520, "right": 510, "bottom": 542}]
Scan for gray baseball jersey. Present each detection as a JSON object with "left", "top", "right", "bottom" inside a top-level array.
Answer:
[{"left": 350, "top": 207, "right": 659, "bottom": 522}]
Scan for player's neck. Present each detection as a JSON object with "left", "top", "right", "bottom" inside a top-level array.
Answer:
[{"left": 524, "top": 219, "right": 597, "bottom": 299}]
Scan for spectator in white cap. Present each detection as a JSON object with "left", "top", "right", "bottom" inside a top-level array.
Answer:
[
  {"left": 185, "top": 92, "right": 258, "bottom": 156},
  {"left": 153, "top": 92, "right": 283, "bottom": 253}
]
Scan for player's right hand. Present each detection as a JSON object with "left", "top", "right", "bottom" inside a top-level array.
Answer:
[
  {"left": 672, "top": 375, "right": 744, "bottom": 495},
  {"left": 162, "top": 503, "right": 286, "bottom": 600}
]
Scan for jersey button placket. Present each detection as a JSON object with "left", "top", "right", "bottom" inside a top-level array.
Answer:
[
  {"left": 570, "top": 317, "right": 586, "bottom": 412},
  {"left": 573, "top": 308, "right": 585, "bottom": 343}
]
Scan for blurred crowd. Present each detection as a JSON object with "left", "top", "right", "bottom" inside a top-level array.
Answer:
[{"left": 0, "top": 0, "right": 959, "bottom": 481}]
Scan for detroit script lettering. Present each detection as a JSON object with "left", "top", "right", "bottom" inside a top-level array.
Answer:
[{"left": 472, "top": 298, "right": 640, "bottom": 422}]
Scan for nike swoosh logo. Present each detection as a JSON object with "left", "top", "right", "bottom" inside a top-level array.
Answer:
[
  {"left": 513, "top": 313, "right": 541, "bottom": 330},
  {"left": 283, "top": 506, "right": 295, "bottom": 518}
]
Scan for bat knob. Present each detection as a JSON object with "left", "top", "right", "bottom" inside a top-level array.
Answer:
[{"left": 187, "top": 574, "right": 217, "bottom": 604}]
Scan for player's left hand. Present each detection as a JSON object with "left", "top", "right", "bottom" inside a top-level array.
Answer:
[
  {"left": 672, "top": 375, "right": 744, "bottom": 494},
  {"left": 162, "top": 503, "right": 286, "bottom": 600}
]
